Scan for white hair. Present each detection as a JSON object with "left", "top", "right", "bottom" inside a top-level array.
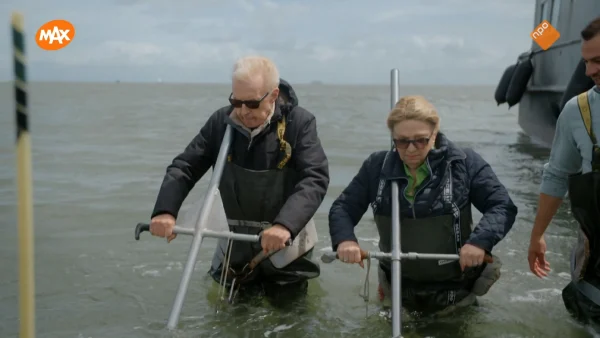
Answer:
[{"left": 232, "top": 55, "right": 280, "bottom": 91}]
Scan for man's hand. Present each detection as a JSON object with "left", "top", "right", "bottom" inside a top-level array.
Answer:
[
  {"left": 527, "top": 193, "right": 561, "bottom": 278},
  {"left": 336, "top": 240, "right": 364, "bottom": 268},
  {"left": 261, "top": 224, "right": 291, "bottom": 254},
  {"left": 528, "top": 234, "right": 551, "bottom": 278},
  {"left": 459, "top": 243, "right": 486, "bottom": 271},
  {"left": 150, "top": 214, "right": 177, "bottom": 243}
]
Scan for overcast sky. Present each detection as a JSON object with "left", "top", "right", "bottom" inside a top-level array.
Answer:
[{"left": 0, "top": 0, "right": 536, "bottom": 84}]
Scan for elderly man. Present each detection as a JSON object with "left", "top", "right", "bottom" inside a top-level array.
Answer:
[
  {"left": 528, "top": 17, "right": 600, "bottom": 330},
  {"left": 149, "top": 56, "right": 329, "bottom": 303}
]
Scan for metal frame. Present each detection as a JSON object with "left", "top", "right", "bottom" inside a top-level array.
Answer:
[
  {"left": 319, "top": 69, "right": 461, "bottom": 338},
  {"left": 160, "top": 125, "right": 264, "bottom": 329}
]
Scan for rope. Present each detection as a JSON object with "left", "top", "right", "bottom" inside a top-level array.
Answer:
[
  {"left": 217, "top": 239, "right": 234, "bottom": 303},
  {"left": 359, "top": 257, "right": 371, "bottom": 317}
]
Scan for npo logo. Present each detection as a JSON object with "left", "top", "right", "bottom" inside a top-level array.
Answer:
[
  {"left": 35, "top": 19, "right": 76, "bottom": 51},
  {"left": 530, "top": 20, "right": 560, "bottom": 51}
]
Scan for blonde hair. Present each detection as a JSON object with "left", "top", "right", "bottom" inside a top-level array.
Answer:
[
  {"left": 232, "top": 55, "right": 280, "bottom": 91},
  {"left": 386, "top": 95, "right": 440, "bottom": 131}
]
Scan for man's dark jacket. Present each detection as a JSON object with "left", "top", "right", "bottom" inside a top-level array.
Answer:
[{"left": 151, "top": 79, "right": 329, "bottom": 239}]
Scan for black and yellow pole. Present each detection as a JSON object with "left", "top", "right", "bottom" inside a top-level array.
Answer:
[{"left": 12, "top": 11, "right": 36, "bottom": 338}]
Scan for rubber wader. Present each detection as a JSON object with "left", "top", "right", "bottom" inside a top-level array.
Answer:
[
  {"left": 373, "top": 151, "right": 502, "bottom": 313},
  {"left": 562, "top": 91, "right": 600, "bottom": 330},
  {"left": 208, "top": 117, "right": 320, "bottom": 295}
]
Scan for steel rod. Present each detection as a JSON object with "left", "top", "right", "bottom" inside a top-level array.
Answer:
[
  {"left": 166, "top": 125, "right": 233, "bottom": 330},
  {"left": 168, "top": 227, "right": 261, "bottom": 243},
  {"left": 319, "top": 251, "right": 460, "bottom": 262},
  {"left": 390, "top": 68, "right": 402, "bottom": 338}
]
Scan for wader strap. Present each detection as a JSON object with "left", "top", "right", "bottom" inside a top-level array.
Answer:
[
  {"left": 227, "top": 219, "right": 271, "bottom": 229},
  {"left": 577, "top": 92, "right": 597, "bottom": 145},
  {"left": 276, "top": 117, "right": 292, "bottom": 169},
  {"left": 443, "top": 167, "right": 461, "bottom": 306},
  {"left": 443, "top": 167, "right": 462, "bottom": 256},
  {"left": 372, "top": 150, "right": 392, "bottom": 213},
  {"left": 577, "top": 92, "right": 600, "bottom": 171},
  {"left": 575, "top": 279, "right": 600, "bottom": 306}
]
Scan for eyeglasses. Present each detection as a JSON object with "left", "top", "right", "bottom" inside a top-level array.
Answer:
[
  {"left": 228, "top": 92, "right": 270, "bottom": 109},
  {"left": 393, "top": 136, "right": 431, "bottom": 150}
]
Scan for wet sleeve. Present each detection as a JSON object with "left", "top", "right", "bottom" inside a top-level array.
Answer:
[
  {"left": 272, "top": 115, "right": 330, "bottom": 239},
  {"left": 465, "top": 150, "right": 518, "bottom": 253},
  {"left": 539, "top": 101, "right": 583, "bottom": 198},
  {"left": 151, "top": 114, "right": 217, "bottom": 219},
  {"left": 328, "top": 154, "right": 375, "bottom": 251}
]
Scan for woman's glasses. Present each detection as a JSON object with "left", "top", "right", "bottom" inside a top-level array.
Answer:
[{"left": 393, "top": 137, "right": 431, "bottom": 150}]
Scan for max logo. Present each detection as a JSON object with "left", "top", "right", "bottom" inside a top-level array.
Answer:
[{"left": 35, "top": 20, "right": 76, "bottom": 51}]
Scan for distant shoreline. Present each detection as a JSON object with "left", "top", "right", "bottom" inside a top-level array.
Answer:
[{"left": 0, "top": 81, "right": 497, "bottom": 87}]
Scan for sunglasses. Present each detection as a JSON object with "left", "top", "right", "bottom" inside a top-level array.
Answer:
[
  {"left": 393, "top": 136, "right": 431, "bottom": 150},
  {"left": 228, "top": 92, "right": 270, "bottom": 109}
]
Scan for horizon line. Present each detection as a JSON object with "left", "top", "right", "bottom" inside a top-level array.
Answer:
[{"left": 0, "top": 80, "right": 497, "bottom": 86}]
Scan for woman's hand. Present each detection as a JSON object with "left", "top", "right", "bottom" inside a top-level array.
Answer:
[
  {"left": 336, "top": 241, "right": 364, "bottom": 268},
  {"left": 459, "top": 243, "right": 486, "bottom": 271}
]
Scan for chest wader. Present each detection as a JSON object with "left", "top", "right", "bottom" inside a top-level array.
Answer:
[
  {"left": 208, "top": 117, "right": 320, "bottom": 297},
  {"left": 561, "top": 91, "right": 600, "bottom": 330},
  {"left": 374, "top": 152, "right": 492, "bottom": 312}
]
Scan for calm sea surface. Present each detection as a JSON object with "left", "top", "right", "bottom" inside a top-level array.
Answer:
[{"left": 0, "top": 82, "right": 594, "bottom": 337}]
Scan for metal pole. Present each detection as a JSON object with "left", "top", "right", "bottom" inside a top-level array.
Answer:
[
  {"left": 390, "top": 69, "right": 399, "bottom": 149},
  {"left": 320, "top": 251, "right": 461, "bottom": 263},
  {"left": 166, "top": 125, "right": 233, "bottom": 329},
  {"left": 390, "top": 69, "right": 399, "bottom": 110},
  {"left": 390, "top": 69, "right": 402, "bottom": 338},
  {"left": 202, "top": 230, "right": 260, "bottom": 242}
]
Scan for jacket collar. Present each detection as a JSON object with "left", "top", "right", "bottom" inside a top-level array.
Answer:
[{"left": 224, "top": 101, "right": 284, "bottom": 139}]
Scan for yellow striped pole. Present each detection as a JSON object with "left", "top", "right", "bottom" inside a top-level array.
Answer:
[{"left": 12, "top": 11, "right": 36, "bottom": 338}]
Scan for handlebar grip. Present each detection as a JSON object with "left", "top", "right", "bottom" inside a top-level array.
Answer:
[{"left": 134, "top": 223, "right": 150, "bottom": 241}]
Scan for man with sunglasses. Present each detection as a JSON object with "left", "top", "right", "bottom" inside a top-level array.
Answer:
[
  {"left": 149, "top": 56, "right": 329, "bottom": 303},
  {"left": 328, "top": 95, "right": 516, "bottom": 315}
]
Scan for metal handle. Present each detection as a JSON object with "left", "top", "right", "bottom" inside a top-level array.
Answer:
[
  {"left": 320, "top": 249, "right": 494, "bottom": 264},
  {"left": 134, "top": 222, "right": 292, "bottom": 246},
  {"left": 320, "top": 249, "right": 370, "bottom": 263},
  {"left": 134, "top": 222, "right": 149, "bottom": 240},
  {"left": 484, "top": 254, "right": 494, "bottom": 264}
]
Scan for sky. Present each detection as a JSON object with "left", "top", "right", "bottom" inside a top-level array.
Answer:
[{"left": 0, "top": 0, "right": 536, "bottom": 85}]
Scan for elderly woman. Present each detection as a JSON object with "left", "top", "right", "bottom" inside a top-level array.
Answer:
[{"left": 328, "top": 95, "right": 517, "bottom": 314}]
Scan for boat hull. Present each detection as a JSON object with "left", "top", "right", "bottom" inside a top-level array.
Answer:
[{"left": 517, "top": 90, "right": 563, "bottom": 147}]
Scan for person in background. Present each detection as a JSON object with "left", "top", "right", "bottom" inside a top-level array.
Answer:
[
  {"left": 148, "top": 55, "right": 329, "bottom": 304},
  {"left": 328, "top": 95, "right": 517, "bottom": 315},
  {"left": 528, "top": 16, "right": 600, "bottom": 330}
]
